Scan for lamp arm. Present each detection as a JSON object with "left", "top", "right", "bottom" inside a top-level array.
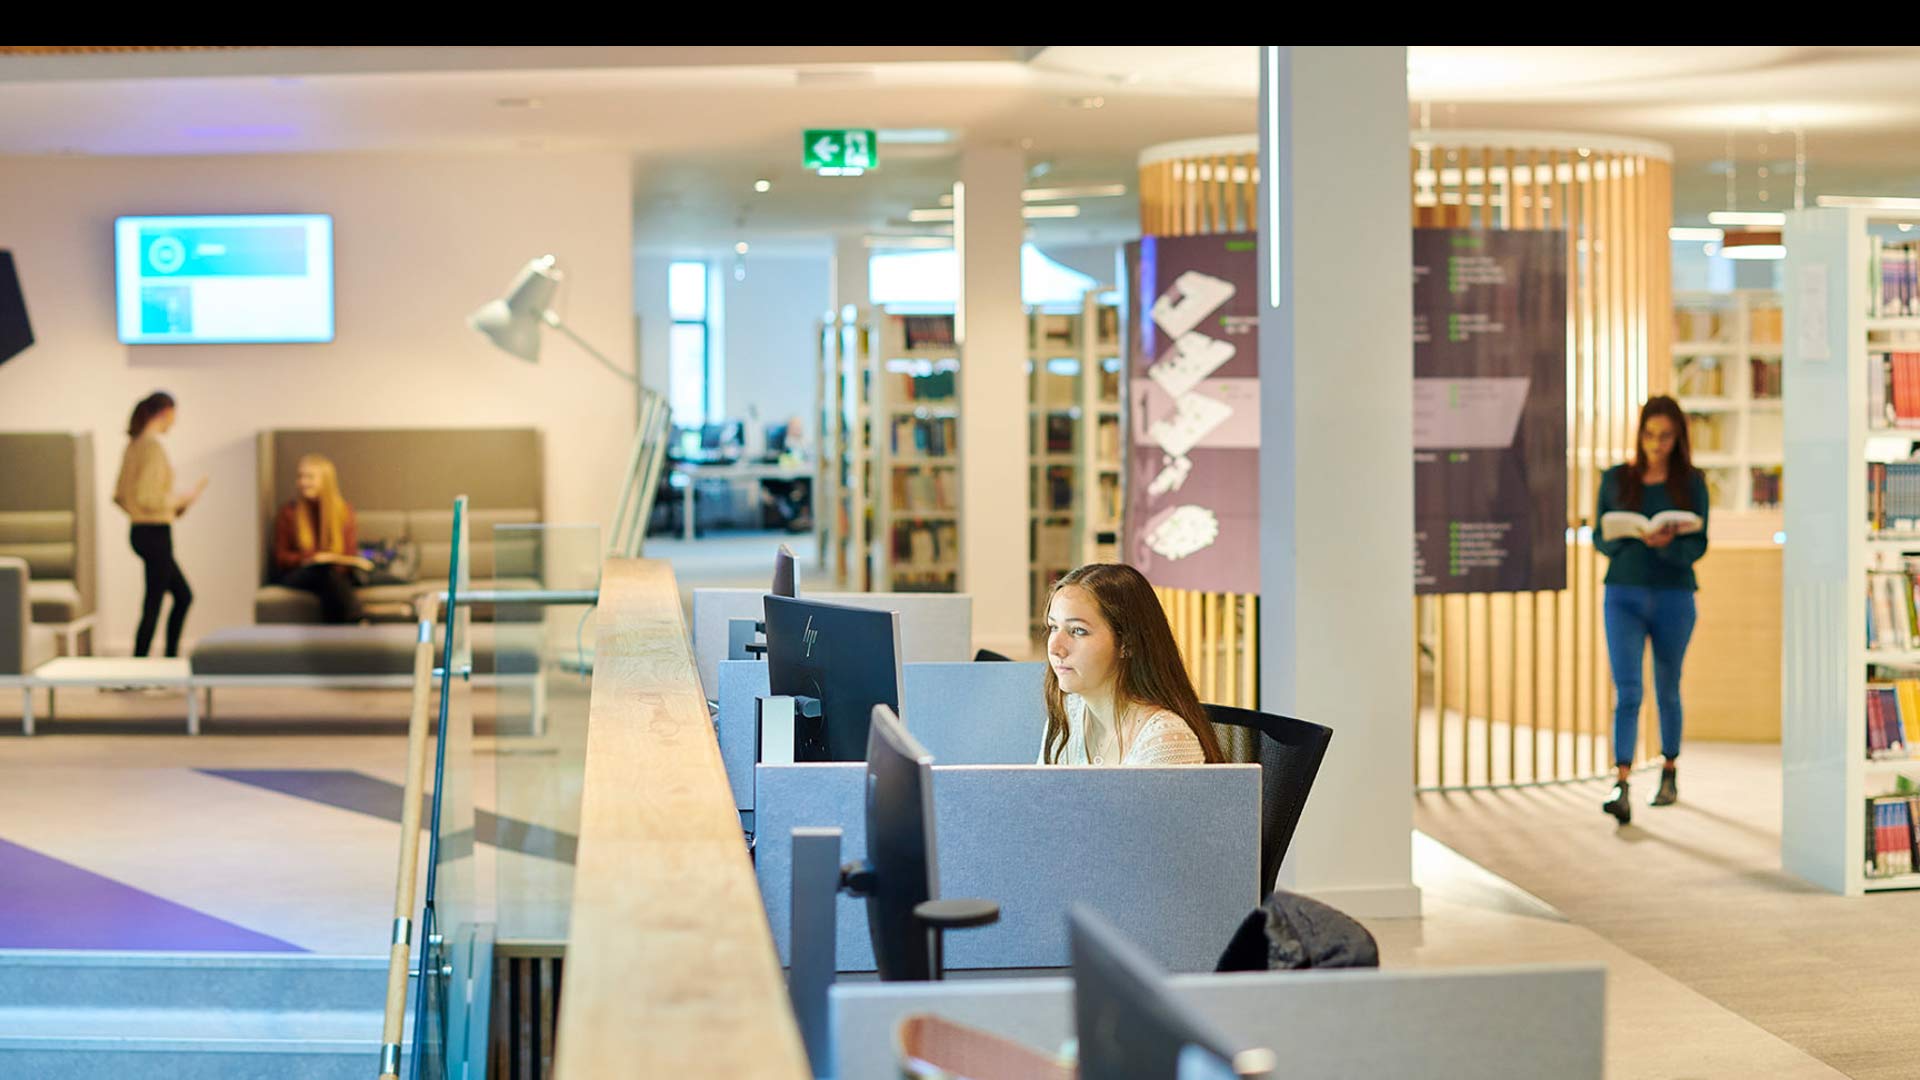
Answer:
[{"left": 543, "top": 310, "right": 637, "bottom": 385}]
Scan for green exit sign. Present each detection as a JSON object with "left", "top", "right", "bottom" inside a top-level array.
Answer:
[{"left": 804, "top": 129, "right": 877, "bottom": 171}]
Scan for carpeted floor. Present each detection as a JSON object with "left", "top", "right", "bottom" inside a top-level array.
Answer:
[{"left": 1415, "top": 742, "right": 1920, "bottom": 1080}]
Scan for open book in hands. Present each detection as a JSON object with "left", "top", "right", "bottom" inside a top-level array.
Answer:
[{"left": 1600, "top": 509, "right": 1703, "bottom": 542}]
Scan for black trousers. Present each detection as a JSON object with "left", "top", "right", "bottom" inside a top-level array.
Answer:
[
  {"left": 277, "top": 563, "right": 363, "bottom": 624},
  {"left": 130, "top": 524, "right": 191, "bottom": 658}
]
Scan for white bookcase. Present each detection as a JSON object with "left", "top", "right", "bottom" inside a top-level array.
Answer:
[
  {"left": 812, "top": 309, "right": 841, "bottom": 576},
  {"left": 1672, "top": 289, "right": 1783, "bottom": 520},
  {"left": 871, "top": 309, "right": 961, "bottom": 593},
  {"left": 821, "top": 306, "right": 874, "bottom": 592},
  {"left": 1783, "top": 206, "right": 1920, "bottom": 895},
  {"left": 1024, "top": 293, "right": 1124, "bottom": 627}
]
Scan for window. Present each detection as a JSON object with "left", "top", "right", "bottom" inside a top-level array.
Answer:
[{"left": 668, "top": 261, "right": 714, "bottom": 426}]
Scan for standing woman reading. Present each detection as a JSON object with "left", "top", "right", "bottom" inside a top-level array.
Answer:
[
  {"left": 1594, "top": 395, "right": 1709, "bottom": 824},
  {"left": 114, "top": 392, "right": 206, "bottom": 658}
]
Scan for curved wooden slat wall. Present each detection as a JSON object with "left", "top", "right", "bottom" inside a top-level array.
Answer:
[{"left": 1138, "top": 136, "right": 1672, "bottom": 788}]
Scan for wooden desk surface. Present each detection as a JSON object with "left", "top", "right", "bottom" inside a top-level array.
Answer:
[{"left": 553, "top": 559, "right": 810, "bottom": 1077}]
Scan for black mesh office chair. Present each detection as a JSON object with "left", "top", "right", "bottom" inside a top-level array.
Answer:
[{"left": 1204, "top": 703, "right": 1333, "bottom": 900}]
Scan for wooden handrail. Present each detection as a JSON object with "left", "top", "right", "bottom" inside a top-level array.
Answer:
[
  {"left": 378, "top": 621, "right": 437, "bottom": 1080},
  {"left": 553, "top": 559, "right": 810, "bottom": 1077}
]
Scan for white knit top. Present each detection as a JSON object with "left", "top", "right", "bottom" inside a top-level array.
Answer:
[{"left": 1038, "top": 694, "right": 1207, "bottom": 766}]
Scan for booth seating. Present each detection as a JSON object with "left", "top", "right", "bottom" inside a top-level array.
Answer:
[
  {"left": 828, "top": 964, "right": 1606, "bottom": 1080},
  {"left": 0, "top": 432, "right": 96, "bottom": 654},
  {"left": 253, "top": 428, "right": 545, "bottom": 624},
  {"left": 690, "top": 588, "right": 972, "bottom": 695},
  {"left": 0, "top": 556, "right": 59, "bottom": 678}
]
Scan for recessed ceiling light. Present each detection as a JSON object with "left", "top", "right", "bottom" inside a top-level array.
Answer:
[
  {"left": 817, "top": 167, "right": 865, "bottom": 178},
  {"left": 735, "top": 242, "right": 750, "bottom": 255},
  {"left": 497, "top": 97, "right": 543, "bottom": 109},
  {"left": 874, "top": 129, "right": 951, "bottom": 145},
  {"left": 1067, "top": 96, "right": 1106, "bottom": 110},
  {"left": 754, "top": 179, "right": 772, "bottom": 193}
]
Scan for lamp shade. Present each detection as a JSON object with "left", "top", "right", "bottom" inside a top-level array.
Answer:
[{"left": 468, "top": 255, "right": 562, "bottom": 363}]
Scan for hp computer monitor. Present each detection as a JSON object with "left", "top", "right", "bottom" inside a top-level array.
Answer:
[
  {"left": 1070, "top": 906, "right": 1276, "bottom": 1080},
  {"left": 763, "top": 594, "right": 904, "bottom": 762},
  {"left": 772, "top": 543, "right": 799, "bottom": 598},
  {"left": 864, "top": 704, "right": 941, "bottom": 981}
]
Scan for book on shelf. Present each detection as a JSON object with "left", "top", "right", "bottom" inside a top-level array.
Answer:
[
  {"left": 1866, "top": 681, "right": 1918, "bottom": 757},
  {"left": 1869, "top": 352, "right": 1920, "bottom": 428},
  {"left": 1750, "top": 356, "right": 1781, "bottom": 399},
  {"left": 1034, "top": 520, "right": 1076, "bottom": 566},
  {"left": 1686, "top": 410, "right": 1727, "bottom": 451},
  {"left": 1096, "top": 304, "right": 1119, "bottom": 343},
  {"left": 1045, "top": 414, "right": 1075, "bottom": 454},
  {"left": 891, "top": 415, "right": 957, "bottom": 457},
  {"left": 1867, "top": 461, "right": 1920, "bottom": 532},
  {"left": 1867, "top": 564, "right": 1920, "bottom": 651},
  {"left": 1098, "top": 362, "right": 1121, "bottom": 402},
  {"left": 1033, "top": 312, "right": 1076, "bottom": 347},
  {"left": 885, "top": 366, "right": 957, "bottom": 402},
  {"left": 1866, "top": 795, "right": 1919, "bottom": 879},
  {"left": 1097, "top": 474, "right": 1121, "bottom": 524},
  {"left": 1673, "top": 306, "right": 1728, "bottom": 344},
  {"left": 890, "top": 469, "right": 957, "bottom": 513},
  {"left": 896, "top": 314, "right": 957, "bottom": 350},
  {"left": 1600, "top": 510, "right": 1703, "bottom": 542},
  {"left": 1750, "top": 467, "right": 1782, "bottom": 509},
  {"left": 1870, "top": 238, "right": 1920, "bottom": 318},
  {"left": 1042, "top": 465, "right": 1075, "bottom": 512},
  {"left": 1095, "top": 415, "right": 1121, "bottom": 462},
  {"left": 890, "top": 520, "right": 959, "bottom": 567},
  {"left": 1750, "top": 306, "right": 1782, "bottom": 344},
  {"left": 1673, "top": 355, "right": 1726, "bottom": 397}
]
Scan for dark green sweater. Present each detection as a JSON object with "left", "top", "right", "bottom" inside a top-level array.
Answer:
[{"left": 1593, "top": 464, "right": 1710, "bottom": 591}]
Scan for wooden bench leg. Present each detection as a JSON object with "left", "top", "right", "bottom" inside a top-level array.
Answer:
[
  {"left": 188, "top": 687, "right": 202, "bottom": 736},
  {"left": 19, "top": 688, "right": 29, "bottom": 737}
]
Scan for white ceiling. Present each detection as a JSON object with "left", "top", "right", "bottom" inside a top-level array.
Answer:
[{"left": 8, "top": 46, "right": 1920, "bottom": 250}]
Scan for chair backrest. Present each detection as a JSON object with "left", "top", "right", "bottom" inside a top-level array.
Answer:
[{"left": 1203, "top": 703, "right": 1333, "bottom": 899}]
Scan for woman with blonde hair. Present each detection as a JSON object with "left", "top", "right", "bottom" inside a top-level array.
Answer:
[
  {"left": 272, "top": 454, "right": 370, "bottom": 624},
  {"left": 1037, "top": 563, "right": 1224, "bottom": 766}
]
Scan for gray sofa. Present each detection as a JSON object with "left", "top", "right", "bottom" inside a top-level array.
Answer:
[
  {"left": 0, "top": 557, "right": 59, "bottom": 677},
  {"left": 0, "top": 432, "right": 96, "bottom": 653},
  {"left": 254, "top": 428, "right": 545, "bottom": 624}
]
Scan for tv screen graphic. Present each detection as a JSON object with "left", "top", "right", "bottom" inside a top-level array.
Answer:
[{"left": 115, "top": 214, "right": 334, "bottom": 344}]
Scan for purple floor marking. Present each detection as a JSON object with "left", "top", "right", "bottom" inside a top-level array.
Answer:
[{"left": 0, "top": 837, "right": 304, "bottom": 951}]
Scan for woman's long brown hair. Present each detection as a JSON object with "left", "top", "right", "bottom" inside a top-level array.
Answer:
[
  {"left": 1040, "top": 563, "right": 1223, "bottom": 764},
  {"left": 293, "top": 454, "right": 351, "bottom": 556},
  {"left": 1618, "top": 395, "right": 1697, "bottom": 511},
  {"left": 126, "top": 391, "right": 174, "bottom": 439}
]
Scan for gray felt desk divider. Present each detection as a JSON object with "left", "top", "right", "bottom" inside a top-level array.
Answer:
[
  {"left": 717, "top": 660, "right": 1047, "bottom": 814},
  {"left": 691, "top": 587, "right": 973, "bottom": 694},
  {"left": 828, "top": 964, "right": 1606, "bottom": 1080},
  {"left": 756, "top": 762, "right": 1260, "bottom": 974}
]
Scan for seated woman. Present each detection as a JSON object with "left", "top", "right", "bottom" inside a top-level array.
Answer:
[
  {"left": 1037, "top": 563, "right": 1224, "bottom": 765},
  {"left": 273, "top": 454, "right": 370, "bottom": 624}
]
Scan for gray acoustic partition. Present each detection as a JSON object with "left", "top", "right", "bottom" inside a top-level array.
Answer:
[
  {"left": 691, "top": 587, "right": 972, "bottom": 694},
  {"left": 756, "top": 763, "right": 1259, "bottom": 973},
  {"left": 830, "top": 965, "right": 1606, "bottom": 1080},
  {"left": 717, "top": 660, "right": 1047, "bottom": 814}
]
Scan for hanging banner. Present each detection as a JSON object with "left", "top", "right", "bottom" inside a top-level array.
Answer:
[
  {"left": 1122, "top": 233, "right": 1260, "bottom": 595},
  {"left": 1413, "top": 228, "right": 1567, "bottom": 594}
]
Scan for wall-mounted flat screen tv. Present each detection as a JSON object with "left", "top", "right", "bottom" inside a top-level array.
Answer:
[{"left": 115, "top": 214, "right": 334, "bottom": 344}]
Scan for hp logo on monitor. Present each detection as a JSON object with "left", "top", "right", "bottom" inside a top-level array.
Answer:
[{"left": 802, "top": 616, "right": 818, "bottom": 658}]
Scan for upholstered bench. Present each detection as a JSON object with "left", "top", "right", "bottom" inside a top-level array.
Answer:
[{"left": 184, "top": 624, "right": 547, "bottom": 736}]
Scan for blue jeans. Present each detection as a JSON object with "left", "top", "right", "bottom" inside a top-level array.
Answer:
[{"left": 1603, "top": 585, "right": 1696, "bottom": 766}]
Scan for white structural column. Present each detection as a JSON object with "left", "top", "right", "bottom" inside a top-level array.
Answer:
[
  {"left": 1259, "top": 46, "right": 1420, "bottom": 917},
  {"left": 830, "top": 231, "right": 869, "bottom": 316},
  {"left": 956, "top": 146, "right": 1031, "bottom": 657}
]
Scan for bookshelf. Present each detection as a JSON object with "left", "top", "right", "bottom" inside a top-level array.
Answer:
[
  {"left": 825, "top": 306, "right": 874, "bottom": 591},
  {"left": 871, "top": 309, "right": 961, "bottom": 593},
  {"left": 812, "top": 310, "right": 840, "bottom": 575},
  {"left": 1672, "top": 290, "right": 1783, "bottom": 520},
  {"left": 1782, "top": 206, "right": 1920, "bottom": 895},
  {"left": 1024, "top": 293, "right": 1124, "bottom": 627}
]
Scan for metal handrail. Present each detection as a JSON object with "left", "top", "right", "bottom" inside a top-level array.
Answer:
[{"left": 378, "top": 619, "right": 436, "bottom": 1080}]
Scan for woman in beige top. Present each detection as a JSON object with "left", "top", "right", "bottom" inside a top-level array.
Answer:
[
  {"left": 113, "top": 392, "right": 206, "bottom": 657},
  {"left": 1037, "top": 563, "right": 1223, "bottom": 766}
]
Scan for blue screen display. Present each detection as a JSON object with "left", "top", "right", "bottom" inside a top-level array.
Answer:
[{"left": 115, "top": 214, "right": 334, "bottom": 344}]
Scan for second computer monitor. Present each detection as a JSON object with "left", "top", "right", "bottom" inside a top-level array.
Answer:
[
  {"left": 772, "top": 543, "right": 798, "bottom": 598},
  {"left": 864, "top": 703, "right": 941, "bottom": 981},
  {"left": 763, "top": 594, "right": 904, "bottom": 762}
]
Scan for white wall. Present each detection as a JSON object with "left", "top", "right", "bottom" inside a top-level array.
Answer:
[
  {"left": 723, "top": 255, "right": 827, "bottom": 433},
  {"left": 0, "top": 152, "right": 636, "bottom": 654},
  {"left": 634, "top": 251, "right": 827, "bottom": 435}
]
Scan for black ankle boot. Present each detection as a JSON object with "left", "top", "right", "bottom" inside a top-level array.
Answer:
[
  {"left": 1602, "top": 780, "right": 1631, "bottom": 825},
  {"left": 1652, "top": 767, "right": 1678, "bottom": 807}
]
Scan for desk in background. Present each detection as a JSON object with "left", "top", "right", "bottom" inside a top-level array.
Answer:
[{"left": 668, "top": 459, "right": 813, "bottom": 541}]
